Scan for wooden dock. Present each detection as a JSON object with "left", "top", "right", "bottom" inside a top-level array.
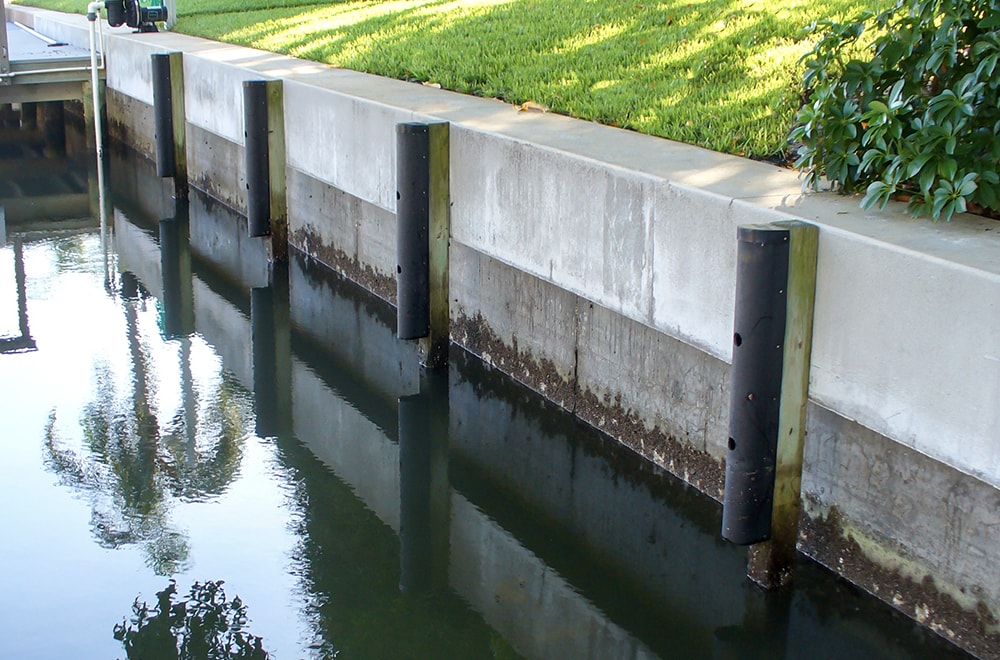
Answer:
[{"left": 1, "top": 1, "right": 98, "bottom": 104}]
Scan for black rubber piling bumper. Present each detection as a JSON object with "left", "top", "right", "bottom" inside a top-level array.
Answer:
[
  {"left": 243, "top": 80, "right": 271, "bottom": 238},
  {"left": 396, "top": 122, "right": 431, "bottom": 340},
  {"left": 151, "top": 53, "right": 175, "bottom": 178},
  {"left": 722, "top": 225, "right": 790, "bottom": 545}
]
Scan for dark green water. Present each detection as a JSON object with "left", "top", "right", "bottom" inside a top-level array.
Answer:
[{"left": 0, "top": 147, "right": 969, "bottom": 659}]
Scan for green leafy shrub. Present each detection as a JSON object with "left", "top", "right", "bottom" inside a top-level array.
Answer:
[{"left": 790, "top": 0, "right": 1000, "bottom": 220}]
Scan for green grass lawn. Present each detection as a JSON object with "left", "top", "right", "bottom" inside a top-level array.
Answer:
[{"left": 15, "top": 0, "right": 890, "bottom": 159}]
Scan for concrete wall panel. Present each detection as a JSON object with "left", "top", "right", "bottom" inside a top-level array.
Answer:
[
  {"left": 106, "top": 31, "right": 155, "bottom": 106},
  {"left": 576, "top": 300, "right": 730, "bottom": 463},
  {"left": 811, "top": 231, "right": 1000, "bottom": 488},
  {"left": 450, "top": 242, "right": 579, "bottom": 408},
  {"left": 650, "top": 183, "right": 740, "bottom": 361},
  {"left": 451, "top": 126, "right": 656, "bottom": 323},
  {"left": 283, "top": 80, "right": 429, "bottom": 213},
  {"left": 802, "top": 403, "right": 1000, "bottom": 654},
  {"left": 286, "top": 167, "right": 398, "bottom": 302},
  {"left": 181, "top": 52, "right": 264, "bottom": 145},
  {"left": 186, "top": 123, "right": 246, "bottom": 213}
]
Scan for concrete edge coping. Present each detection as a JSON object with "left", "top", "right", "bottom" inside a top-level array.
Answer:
[{"left": 10, "top": 4, "right": 1000, "bottom": 279}]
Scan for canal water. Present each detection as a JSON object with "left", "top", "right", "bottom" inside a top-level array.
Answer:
[{"left": 0, "top": 137, "right": 968, "bottom": 658}]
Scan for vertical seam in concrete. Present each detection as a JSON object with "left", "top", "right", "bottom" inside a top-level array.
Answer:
[{"left": 647, "top": 186, "right": 657, "bottom": 328}]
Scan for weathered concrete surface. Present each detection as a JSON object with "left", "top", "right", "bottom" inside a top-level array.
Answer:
[
  {"left": 802, "top": 403, "right": 1000, "bottom": 657},
  {"left": 450, "top": 243, "right": 730, "bottom": 497},
  {"left": 450, "top": 129, "right": 658, "bottom": 325},
  {"left": 286, "top": 167, "right": 397, "bottom": 303},
  {"left": 14, "top": 5, "right": 999, "bottom": 654},
  {"left": 185, "top": 123, "right": 245, "bottom": 214},
  {"left": 809, "top": 226, "right": 1000, "bottom": 486},
  {"left": 450, "top": 241, "right": 579, "bottom": 409},
  {"left": 282, "top": 79, "right": 428, "bottom": 214},
  {"left": 107, "top": 92, "right": 157, "bottom": 163},
  {"left": 575, "top": 298, "right": 730, "bottom": 496}
]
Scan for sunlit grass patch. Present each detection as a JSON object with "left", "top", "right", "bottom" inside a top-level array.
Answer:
[{"left": 15, "top": 0, "right": 893, "bottom": 158}]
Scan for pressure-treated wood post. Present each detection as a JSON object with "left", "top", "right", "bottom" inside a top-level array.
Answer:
[{"left": 425, "top": 121, "right": 450, "bottom": 369}]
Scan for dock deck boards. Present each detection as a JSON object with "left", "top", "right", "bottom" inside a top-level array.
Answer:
[
  {"left": 6, "top": 20, "right": 91, "bottom": 68},
  {"left": 1, "top": 5, "right": 99, "bottom": 103}
]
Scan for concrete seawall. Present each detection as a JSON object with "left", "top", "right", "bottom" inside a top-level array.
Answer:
[{"left": 12, "top": 6, "right": 999, "bottom": 655}]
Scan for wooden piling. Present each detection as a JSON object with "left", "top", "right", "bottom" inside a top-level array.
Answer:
[
  {"left": 423, "top": 121, "right": 449, "bottom": 369},
  {"left": 166, "top": 52, "right": 187, "bottom": 200},
  {"left": 266, "top": 80, "right": 286, "bottom": 263}
]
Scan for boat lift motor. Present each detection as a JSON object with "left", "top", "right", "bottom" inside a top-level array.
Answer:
[{"left": 105, "top": 0, "right": 167, "bottom": 32}]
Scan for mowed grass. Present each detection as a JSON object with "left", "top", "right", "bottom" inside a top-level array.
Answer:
[{"left": 16, "top": 0, "right": 890, "bottom": 159}]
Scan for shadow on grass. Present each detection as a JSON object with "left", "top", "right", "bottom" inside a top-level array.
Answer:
[{"left": 176, "top": 0, "right": 883, "bottom": 157}]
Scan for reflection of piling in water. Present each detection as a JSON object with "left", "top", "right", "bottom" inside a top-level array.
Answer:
[
  {"left": 159, "top": 203, "right": 198, "bottom": 448},
  {"left": 712, "top": 583, "right": 791, "bottom": 657},
  {"left": 13, "top": 236, "right": 30, "bottom": 343},
  {"left": 121, "top": 269, "right": 140, "bottom": 300},
  {"left": 159, "top": 207, "right": 194, "bottom": 338},
  {"left": 398, "top": 369, "right": 450, "bottom": 593},
  {"left": 0, "top": 235, "right": 37, "bottom": 353},
  {"left": 251, "top": 262, "right": 292, "bottom": 439}
]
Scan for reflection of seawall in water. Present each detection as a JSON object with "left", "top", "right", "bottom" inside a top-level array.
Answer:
[
  {"left": 289, "top": 236, "right": 965, "bottom": 660},
  {"left": 112, "top": 189, "right": 674, "bottom": 657},
  {"left": 291, "top": 253, "right": 669, "bottom": 660},
  {"left": 110, "top": 150, "right": 963, "bottom": 659}
]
